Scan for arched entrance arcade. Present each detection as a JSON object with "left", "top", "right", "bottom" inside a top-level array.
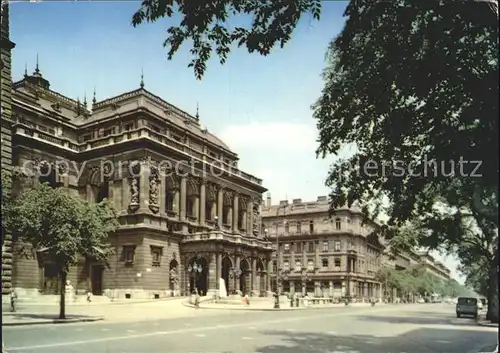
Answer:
[
  {"left": 239, "top": 258, "right": 250, "bottom": 295},
  {"left": 221, "top": 256, "right": 232, "bottom": 295}
]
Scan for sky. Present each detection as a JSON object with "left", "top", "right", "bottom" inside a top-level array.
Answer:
[{"left": 9, "top": 1, "right": 464, "bottom": 283}]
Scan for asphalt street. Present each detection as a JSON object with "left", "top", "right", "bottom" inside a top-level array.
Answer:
[{"left": 3, "top": 304, "right": 498, "bottom": 353}]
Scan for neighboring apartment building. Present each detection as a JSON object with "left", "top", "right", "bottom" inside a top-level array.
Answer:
[
  {"left": 261, "top": 195, "right": 384, "bottom": 299},
  {"left": 6, "top": 54, "right": 273, "bottom": 299},
  {"left": 417, "top": 252, "right": 452, "bottom": 281}
]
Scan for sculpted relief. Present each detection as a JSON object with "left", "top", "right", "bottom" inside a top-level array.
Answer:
[
  {"left": 149, "top": 166, "right": 160, "bottom": 213},
  {"left": 252, "top": 200, "right": 260, "bottom": 237}
]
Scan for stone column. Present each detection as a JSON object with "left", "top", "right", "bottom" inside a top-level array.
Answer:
[
  {"left": 233, "top": 194, "right": 239, "bottom": 232},
  {"left": 251, "top": 257, "right": 257, "bottom": 295},
  {"left": 217, "top": 187, "right": 223, "bottom": 228},
  {"left": 329, "top": 280, "right": 334, "bottom": 297},
  {"left": 174, "top": 188, "right": 180, "bottom": 217},
  {"left": 207, "top": 253, "right": 217, "bottom": 296},
  {"left": 290, "top": 281, "right": 295, "bottom": 295},
  {"left": 86, "top": 184, "right": 93, "bottom": 202},
  {"left": 266, "top": 260, "right": 272, "bottom": 293},
  {"left": 290, "top": 248, "right": 295, "bottom": 268},
  {"left": 216, "top": 253, "right": 222, "bottom": 290},
  {"left": 199, "top": 180, "right": 206, "bottom": 225},
  {"left": 302, "top": 244, "right": 307, "bottom": 268},
  {"left": 139, "top": 165, "right": 150, "bottom": 211},
  {"left": 180, "top": 177, "right": 187, "bottom": 221},
  {"left": 121, "top": 178, "right": 129, "bottom": 211},
  {"left": 314, "top": 240, "right": 320, "bottom": 269},
  {"left": 247, "top": 200, "right": 253, "bottom": 236},
  {"left": 159, "top": 177, "right": 166, "bottom": 214},
  {"left": 235, "top": 256, "right": 241, "bottom": 292}
]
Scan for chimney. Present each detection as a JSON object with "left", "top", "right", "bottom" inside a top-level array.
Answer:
[
  {"left": 266, "top": 192, "right": 271, "bottom": 207},
  {"left": 279, "top": 200, "right": 288, "bottom": 207},
  {"left": 292, "top": 198, "right": 302, "bottom": 205}
]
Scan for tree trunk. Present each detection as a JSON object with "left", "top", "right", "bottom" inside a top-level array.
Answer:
[
  {"left": 59, "top": 270, "right": 67, "bottom": 320},
  {"left": 486, "top": 253, "right": 499, "bottom": 323}
]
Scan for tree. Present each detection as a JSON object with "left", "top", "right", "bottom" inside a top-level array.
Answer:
[
  {"left": 132, "top": 0, "right": 498, "bottom": 321},
  {"left": 7, "top": 182, "right": 119, "bottom": 319},
  {"left": 131, "top": 0, "right": 321, "bottom": 79},
  {"left": 312, "top": 2, "right": 498, "bottom": 322}
]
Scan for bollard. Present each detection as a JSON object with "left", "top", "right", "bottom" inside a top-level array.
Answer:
[
  {"left": 296, "top": 297, "right": 300, "bottom": 307},
  {"left": 290, "top": 298, "right": 294, "bottom": 307}
]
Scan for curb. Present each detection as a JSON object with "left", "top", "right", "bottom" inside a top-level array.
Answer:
[
  {"left": 477, "top": 321, "right": 499, "bottom": 328},
  {"left": 183, "top": 301, "right": 378, "bottom": 312},
  {"left": 3, "top": 296, "right": 188, "bottom": 307},
  {"left": 3, "top": 316, "right": 104, "bottom": 327}
]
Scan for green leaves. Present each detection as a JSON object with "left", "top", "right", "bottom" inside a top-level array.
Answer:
[
  {"left": 6, "top": 183, "right": 118, "bottom": 270},
  {"left": 314, "top": 0, "right": 498, "bottom": 228},
  {"left": 132, "top": 0, "right": 322, "bottom": 79},
  {"left": 376, "top": 264, "right": 468, "bottom": 297}
]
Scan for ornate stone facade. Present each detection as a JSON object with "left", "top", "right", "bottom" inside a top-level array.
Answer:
[
  {"left": 1, "top": 1, "right": 16, "bottom": 295},
  {"left": 262, "top": 195, "right": 451, "bottom": 300},
  {"left": 8, "top": 60, "right": 273, "bottom": 299},
  {"left": 261, "top": 196, "right": 385, "bottom": 300}
]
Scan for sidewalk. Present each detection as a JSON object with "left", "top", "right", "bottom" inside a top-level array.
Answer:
[
  {"left": 187, "top": 298, "right": 375, "bottom": 311},
  {"left": 3, "top": 295, "right": 185, "bottom": 307},
  {"left": 2, "top": 298, "right": 210, "bottom": 326}
]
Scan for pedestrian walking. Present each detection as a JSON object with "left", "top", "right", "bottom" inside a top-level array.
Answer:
[
  {"left": 244, "top": 293, "right": 250, "bottom": 306},
  {"left": 10, "top": 289, "right": 17, "bottom": 312},
  {"left": 86, "top": 289, "right": 93, "bottom": 303}
]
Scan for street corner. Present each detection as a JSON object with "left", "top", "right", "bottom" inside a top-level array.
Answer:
[{"left": 2, "top": 313, "right": 105, "bottom": 327}]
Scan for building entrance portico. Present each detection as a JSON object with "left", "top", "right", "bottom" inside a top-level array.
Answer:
[
  {"left": 181, "top": 233, "right": 273, "bottom": 297},
  {"left": 239, "top": 258, "right": 250, "bottom": 295}
]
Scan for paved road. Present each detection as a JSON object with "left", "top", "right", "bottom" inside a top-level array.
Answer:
[{"left": 3, "top": 304, "right": 497, "bottom": 353}]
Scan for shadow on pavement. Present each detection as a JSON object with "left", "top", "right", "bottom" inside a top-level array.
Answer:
[
  {"left": 255, "top": 328, "right": 497, "bottom": 353},
  {"left": 3, "top": 312, "right": 93, "bottom": 320},
  {"left": 356, "top": 312, "right": 483, "bottom": 327}
]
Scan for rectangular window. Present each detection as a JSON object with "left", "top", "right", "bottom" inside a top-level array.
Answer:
[
  {"left": 296, "top": 222, "right": 301, "bottom": 233},
  {"left": 334, "top": 241, "right": 341, "bottom": 251},
  {"left": 334, "top": 258, "right": 341, "bottom": 268},
  {"left": 123, "top": 245, "right": 136, "bottom": 264},
  {"left": 151, "top": 246, "right": 163, "bottom": 266},
  {"left": 284, "top": 244, "right": 290, "bottom": 252},
  {"left": 335, "top": 218, "right": 341, "bottom": 230},
  {"left": 309, "top": 220, "right": 314, "bottom": 233},
  {"left": 307, "top": 260, "right": 314, "bottom": 271},
  {"left": 296, "top": 242, "right": 302, "bottom": 253},
  {"left": 322, "top": 241, "right": 328, "bottom": 252},
  {"left": 308, "top": 242, "right": 314, "bottom": 253},
  {"left": 322, "top": 258, "right": 328, "bottom": 268},
  {"left": 295, "top": 261, "right": 302, "bottom": 272}
]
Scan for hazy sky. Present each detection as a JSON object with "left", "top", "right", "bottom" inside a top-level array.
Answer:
[{"left": 10, "top": 2, "right": 464, "bottom": 283}]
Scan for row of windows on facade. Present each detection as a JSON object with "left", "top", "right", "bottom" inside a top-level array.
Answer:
[
  {"left": 273, "top": 257, "right": 378, "bottom": 272},
  {"left": 77, "top": 121, "right": 233, "bottom": 165},
  {"left": 277, "top": 240, "right": 351, "bottom": 253},
  {"left": 39, "top": 172, "right": 244, "bottom": 226},
  {"left": 122, "top": 245, "right": 162, "bottom": 266},
  {"left": 276, "top": 218, "right": 344, "bottom": 234}
]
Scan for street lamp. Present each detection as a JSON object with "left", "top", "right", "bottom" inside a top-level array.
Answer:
[
  {"left": 214, "top": 215, "right": 219, "bottom": 230},
  {"left": 229, "top": 267, "right": 242, "bottom": 294},
  {"left": 187, "top": 262, "right": 203, "bottom": 294},
  {"left": 273, "top": 204, "right": 289, "bottom": 309},
  {"left": 274, "top": 267, "right": 290, "bottom": 309}
]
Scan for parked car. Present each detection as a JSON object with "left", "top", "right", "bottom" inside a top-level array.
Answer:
[{"left": 456, "top": 297, "right": 480, "bottom": 319}]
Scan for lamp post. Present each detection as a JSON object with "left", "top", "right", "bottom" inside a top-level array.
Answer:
[
  {"left": 273, "top": 204, "right": 288, "bottom": 309},
  {"left": 229, "top": 267, "right": 242, "bottom": 295},
  {"left": 274, "top": 267, "right": 290, "bottom": 309},
  {"left": 187, "top": 262, "right": 203, "bottom": 294},
  {"left": 214, "top": 215, "right": 219, "bottom": 230}
]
